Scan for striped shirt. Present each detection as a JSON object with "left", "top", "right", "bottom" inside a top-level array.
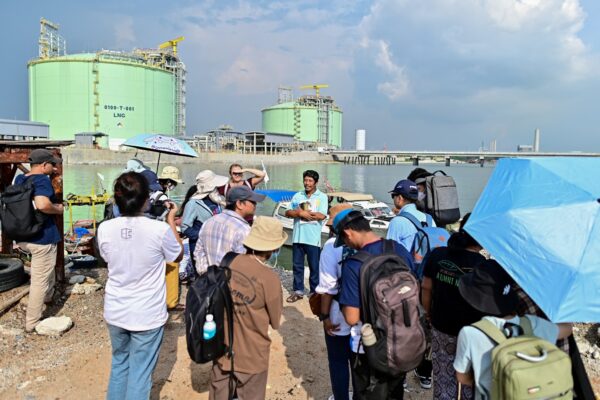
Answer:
[{"left": 194, "top": 210, "right": 250, "bottom": 274}]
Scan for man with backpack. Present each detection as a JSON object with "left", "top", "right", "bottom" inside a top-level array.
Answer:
[
  {"left": 387, "top": 179, "right": 447, "bottom": 389},
  {"left": 454, "top": 260, "right": 573, "bottom": 400},
  {"left": 335, "top": 209, "right": 416, "bottom": 400},
  {"left": 16, "top": 149, "right": 64, "bottom": 333}
]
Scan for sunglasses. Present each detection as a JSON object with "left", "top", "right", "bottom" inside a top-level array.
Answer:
[{"left": 231, "top": 172, "right": 243, "bottom": 176}]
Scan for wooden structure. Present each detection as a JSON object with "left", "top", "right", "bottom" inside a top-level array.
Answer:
[{"left": 0, "top": 140, "right": 73, "bottom": 282}]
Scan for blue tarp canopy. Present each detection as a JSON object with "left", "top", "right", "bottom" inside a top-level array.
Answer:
[{"left": 256, "top": 189, "right": 297, "bottom": 202}]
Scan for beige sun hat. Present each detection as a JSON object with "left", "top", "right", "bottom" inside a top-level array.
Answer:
[
  {"left": 193, "top": 170, "right": 229, "bottom": 199},
  {"left": 325, "top": 203, "right": 353, "bottom": 226},
  {"left": 158, "top": 165, "right": 184, "bottom": 184},
  {"left": 243, "top": 216, "right": 288, "bottom": 251}
]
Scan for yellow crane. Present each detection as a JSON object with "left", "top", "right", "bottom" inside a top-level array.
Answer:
[
  {"left": 300, "top": 84, "right": 329, "bottom": 97},
  {"left": 158, "top": 36, "right": 185, "bottom": 56}
]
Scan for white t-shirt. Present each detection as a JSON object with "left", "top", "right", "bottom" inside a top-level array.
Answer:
[
  {"left": 316, "top": 238, "right": 351, "bottom": 336},
  {"left": 98, "top": 216, "right": 181, "bottom": 331}
]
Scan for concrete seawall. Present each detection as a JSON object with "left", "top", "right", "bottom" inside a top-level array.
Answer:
[{"left": 62, "top": 147, "right": 333, "bottom": 165}]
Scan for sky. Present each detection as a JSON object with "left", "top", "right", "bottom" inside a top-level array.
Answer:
[{"left": 2, "top": 0, "right": 600, "bottom": 152}]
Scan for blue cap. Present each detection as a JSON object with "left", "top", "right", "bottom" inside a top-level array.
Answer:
[
  {"left": 332, "top": 209, "right": 364, "bottom": 248},
  {"left": 389, "top": 179, "right": 419, "bottom": 200}
]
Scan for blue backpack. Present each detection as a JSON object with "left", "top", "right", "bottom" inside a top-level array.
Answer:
[{"left": 400, "top": 212, "right": 450, "bottom": 280}]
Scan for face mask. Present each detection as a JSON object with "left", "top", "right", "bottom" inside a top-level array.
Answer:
[
  {"left": 417, "top": 191, "right": 426, "bottom": 202},
  {"left": 268, "top": 249, "right": 280, "bottom": 264}
]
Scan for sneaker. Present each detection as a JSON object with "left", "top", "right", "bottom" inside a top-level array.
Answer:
[{"left": 414, "top": 370, "right": 432, "bottom": 389}]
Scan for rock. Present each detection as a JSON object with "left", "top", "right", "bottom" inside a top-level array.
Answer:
[
  {"left": 577, "top": 341, "right": 590, "bottom": 354},
  {"left": 35, "top": 376, "right": 46, "bottom": 382},
  {"left": 0, "top": 325, "right": 25, "bottom": 336},
  {"left": 17, "top": 381, "right": 31, "bottom": 390},
  {"left": 593, "top": 351, "right": 600, "bottom": 360},
  {"left": 573, "top": 326, "right": 580, "bottom": 333},
  {"left": 68, "top": 275, "right": 86, "bottom": 284},
  {"left": 85, "top": 277, "right": 97, "bottom": 284},
  {"left": 34, "top": 316, "right": 73, "bottom": 336},
  {"left": 71, "top": 283, "right": 102, "bottom": 295}
]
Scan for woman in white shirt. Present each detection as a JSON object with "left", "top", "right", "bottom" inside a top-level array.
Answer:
[{"left": 98, "top": 172, "right": 182, "bottom": 399}]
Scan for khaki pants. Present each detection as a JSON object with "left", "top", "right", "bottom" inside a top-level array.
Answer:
[
  {"left": 209, "top": 363, "right": 268, "bottom": 400},
  {"left": 165, "top": 262, "right": 179, "bottom": 309},
  {"left": 19, "top": 242, "right": 57, "bottom": 331}
]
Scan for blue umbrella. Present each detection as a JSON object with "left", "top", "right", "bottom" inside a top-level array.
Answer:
[
  {"left": 123, "top": 133, "right": 198, "bottom": 169},
  {"left": 465, "top": 157, "right": 600, "bottom": 322}
]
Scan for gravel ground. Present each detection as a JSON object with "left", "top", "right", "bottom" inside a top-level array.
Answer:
[{"left": 0, "top": 265, "right": 598, "bottom": 399}]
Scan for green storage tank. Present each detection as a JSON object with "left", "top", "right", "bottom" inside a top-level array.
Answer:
[
  {"left": 28, "top": 53, "right": 177, "bottom": 141},
  {"left": 261, "top": 96, "right": 343, "bottom": 148}
]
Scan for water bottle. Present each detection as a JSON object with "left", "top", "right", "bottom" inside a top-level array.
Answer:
[
  {"left": 203, "top": 314, "right": 216, "bottom": 340},
  {"left": 361, "top": 323, "right": 377, "bottom": 347}
]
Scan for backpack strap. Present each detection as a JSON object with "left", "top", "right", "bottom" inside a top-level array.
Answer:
[
  {"left": 382, "top": 239, "right": 396, "bottom": 254},
  {"left": 220, "top": 251, "right": 238, "bottom": 269},
  {"left": 348, "top": 250, "right": 372, "bottom": 264},
  {"left": 399, "top": 212, "right": 426, "bottom": 230},
  {"left": 432, "top": 170, "right": 447, "bottom": 176},
  {"left": 519, "top": 316, "right": 534, "bottom": 336},
  {"left": 472, "top": 319, "right": 508, "bottom": 345},
  {"left": 425, "top": 213, "right": 433, "bottom": 228}
]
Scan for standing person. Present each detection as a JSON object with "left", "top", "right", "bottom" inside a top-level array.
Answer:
[
  {"left": 17, "top": 149, "right": 64, "bottom": 333},
  {"left": 335, "top": 209, "right": 414, "bottom": 400},
  {"left": 98, "top": 172, "right": 183, "bottom": 399},
  {"left": 158, "top": 165, "right": 184, "bottom": 194},
  {"left": 181, "top": 170, "right": 228, "bottom": 265},
  {"left": 194, "top": 186, "right": 265, "bottom": 274},
  {"left": 406, "top": 168, "right": 432, "bottom": 212},
  {"left": 217, "top": 163, "right": 266, "bottom": 197},
  {"left": 209, "top": 216, "right": 285, "bottom": 400},
  {"left": 316, "top": 204, "right": 354, "bottom": 400},
  {"left": 421, "top": 213, "right": 485, "bottom": 400},
  {"left": 453, "top": 260, "right": 572, "bottom": 400},
  {"left": 285, "top": 170, "right": 328, "bottom": 303},
  {"left": 386, "top": 179, "right": 435, "bottom": 389}
]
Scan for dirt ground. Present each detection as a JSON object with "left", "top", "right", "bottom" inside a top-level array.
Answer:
[{"left": 0, "top": 267, "right": 598, "bottom": 400}]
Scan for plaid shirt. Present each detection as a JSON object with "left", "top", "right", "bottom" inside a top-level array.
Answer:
[
  {"left": 194, "top": 210, "right": 250, "bottom": 274},
  {"left": 514, "top": 284, "right": 569, "bottom": 353}
]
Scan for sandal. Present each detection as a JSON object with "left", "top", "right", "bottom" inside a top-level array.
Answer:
[{"left": 286, "top": 293, "right": 304, "bottom": 303}]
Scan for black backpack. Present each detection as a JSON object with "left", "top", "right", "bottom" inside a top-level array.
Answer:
[
  {"left": 423, "top": 170, "right": 461, "bottom": 226},
  {"left": 351, "top": 240, "right": 426, "bottom": 376},
  {"left": 185, "top": 252, "right": 237, "bottom": 364},
  {"left": 0, "top": 176, "right": 47, "bottom": 241}
]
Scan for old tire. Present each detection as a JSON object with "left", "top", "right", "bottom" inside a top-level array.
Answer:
[{"left": 0, "top": 258, "right": 26, "bottom": 292}]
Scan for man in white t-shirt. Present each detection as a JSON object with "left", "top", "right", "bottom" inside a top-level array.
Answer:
[
  {"left": 453, "top": 260, "right": 572, "bottom": 400},
  {"left": 98, "top": 172, "right": 183, "bottom": 399}
]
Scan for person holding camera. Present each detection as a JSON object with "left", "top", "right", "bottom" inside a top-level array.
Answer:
[{"left": 98, "top": 172, "right": 183, "bottom": 399}]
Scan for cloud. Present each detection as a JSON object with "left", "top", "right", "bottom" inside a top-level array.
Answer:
[
  {"left": 114, "top": 16, "right": 136, "bottom": 49},
  {"left": 373, "top": 40, "right": 409, "bottom": 100}
]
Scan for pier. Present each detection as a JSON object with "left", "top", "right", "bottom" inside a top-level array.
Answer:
[{"left": 331, "top": 150, "right": 600, "bottom": 166}]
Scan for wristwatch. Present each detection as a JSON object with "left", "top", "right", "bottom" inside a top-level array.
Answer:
[{"left": 319, "top": 313, "right": 330, "bottom": 322}]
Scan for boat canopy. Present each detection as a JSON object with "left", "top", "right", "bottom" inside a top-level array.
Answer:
[
  {"left": 327, "top": 192, "right": 374, "bottom": 202},
  {"left": 255, "top": 189, "right": 297, "bottom": 202}
]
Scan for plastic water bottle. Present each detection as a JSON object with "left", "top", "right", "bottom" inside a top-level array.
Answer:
[
  {"left": 203, "top": 314, "right": 216, "bottom": 340},
  {"left": 361, "top": 323, "right": 377, "bottom": 347}
]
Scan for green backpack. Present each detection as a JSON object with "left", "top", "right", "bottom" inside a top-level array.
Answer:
[{"left": 472, "top": 316, "right": 573, "bottom": 400}]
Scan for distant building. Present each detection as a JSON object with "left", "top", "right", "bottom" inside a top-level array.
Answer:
[
  {"left": 517, "top": 144, "right": 534, "bottom": 152},
  {"left": 0, "top": 119, "right": 49, "bottom": 140}
]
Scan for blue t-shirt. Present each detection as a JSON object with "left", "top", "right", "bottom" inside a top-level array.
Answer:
[
  {"left": 15, "top": 174, "right": 61, "bottom": 245},
  {"left": 339, "top": 239, "right": 414, "bottom": 308},
  {"left": 289, "top": 189, "right": 328, "bottom": 247},
  {"left": 387, "top": 203, "right": 435, "bottom": 252}
]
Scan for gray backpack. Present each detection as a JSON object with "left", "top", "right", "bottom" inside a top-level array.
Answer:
[
  {"left": 424, "top": 170, "right": 460, "bottom": 226},
  {"left": 351, "top": 240, "right": 426, "bottom": 376}
]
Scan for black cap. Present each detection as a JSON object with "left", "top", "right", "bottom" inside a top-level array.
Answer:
[
  {"left": 28, "top": 149, "right": 62, "bottom": 165},
  {"left": 226, "top": 186, "right": 266, "bottom": 204},
  {"left": 458, "top": 259, "right": 518, "bottom": 316}
]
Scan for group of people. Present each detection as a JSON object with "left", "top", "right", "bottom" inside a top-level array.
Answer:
[{"left": 15, "top": 153, "right": 576, "bottom": 400}]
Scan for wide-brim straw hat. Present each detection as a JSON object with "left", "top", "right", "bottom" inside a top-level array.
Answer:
[
  {"left": 159, "top": 165, "right": 184, "bottom": 184},
  {"left": 243, "top": 216, "right": 288, "bottom": 252},
  {"left": 326, "top": 203, "right": 353, "bottom": 227},
  {"left": 193, "top": 170, "right": 229, "bottom": 198}
]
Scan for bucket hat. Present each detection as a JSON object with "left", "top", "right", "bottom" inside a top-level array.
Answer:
[
  {"left": 458, "top": 259, "right": 518, "bottom": 316},
  {"left": 29, "top": 149, "right": 62, "bottom": 165},
  {"left": 243, "top": 216, "right": 288, "bottom": 251},
  {"left": 123, "top": 158, "right": 148, "bottom": 173},
  {"left": 158, "top": 165, "right": 184, "bottom": 184},
  {"left": 193, "top": 170, "right": 229, "bottom": 199}
]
